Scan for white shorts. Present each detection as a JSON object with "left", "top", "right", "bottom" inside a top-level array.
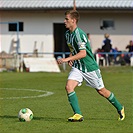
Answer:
[{"left": 68, "top": 67, "right": 105, "bottom": 90}]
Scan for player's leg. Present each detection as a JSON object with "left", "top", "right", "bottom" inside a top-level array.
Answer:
[
  {"left": 66, "top": 79, "right": 81, "bottom": 115},
  {"left": 83, "top": 69, "right": 125, "bottom": 120},
  {"left": 66, "top": 68, "right": 83, "bottom": 122},
  {"left": 97, "top": 88, "right": 125, "bottom": 120},
  {"left": 97, "top": 88, "right": 122, "bottom": 109}
]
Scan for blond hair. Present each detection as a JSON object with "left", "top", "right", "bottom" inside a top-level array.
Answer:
[
  {"left": 104, "top": 33, "right": 110, "bottom": 38},
  {"left": 65, "top": 10, "right": 80, "bottom": 23}
]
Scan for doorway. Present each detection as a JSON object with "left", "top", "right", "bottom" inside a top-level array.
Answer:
[{"left": 53, "top": 23, "right": 69, "bottom": 59}]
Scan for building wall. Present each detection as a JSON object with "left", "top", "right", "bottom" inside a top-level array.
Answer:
[
  {"left": 79, "top": 12, "right": 133, "bottom": 52},
  {"left": 0, "top": 11, "right": 64, "bottom": 57},
  {"left": 0, "top": 10, "right": 132, "bottom": 55}
]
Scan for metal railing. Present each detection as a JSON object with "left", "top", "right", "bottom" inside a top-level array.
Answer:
[
  {"left": 95, "top": 51, "right": 133, "bottom": 66},
  {"left": 0, "top": 51, "right": 132, "bottom": 72}
]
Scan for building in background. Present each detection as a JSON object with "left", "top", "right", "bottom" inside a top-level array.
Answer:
[{"left": 0, "top": 0, "right": 133, "bottom": 56}]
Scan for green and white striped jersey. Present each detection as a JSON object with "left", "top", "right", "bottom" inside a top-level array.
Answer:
[{"left": 65, "top": 27, "right": 99, "bottom": 72}]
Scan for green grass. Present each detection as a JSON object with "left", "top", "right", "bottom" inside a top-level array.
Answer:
[{"left": 0, "top": 66, "right": 132, "bottom": 133}]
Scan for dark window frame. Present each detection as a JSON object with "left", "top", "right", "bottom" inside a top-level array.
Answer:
[
  {"left": 100, "top": 19, "right": 115, "bottom": 30},
  {"left": 9, "top": 22, "right": 24, "bottom": 32}
]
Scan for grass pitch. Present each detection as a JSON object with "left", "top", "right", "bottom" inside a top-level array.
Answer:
[{"left": 0, "top": 66, "right": 132, "bottom": 133}]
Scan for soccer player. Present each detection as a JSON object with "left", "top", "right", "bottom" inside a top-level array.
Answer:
[{"left": 57, "top": 10, "right": 125, "bottom": 122}]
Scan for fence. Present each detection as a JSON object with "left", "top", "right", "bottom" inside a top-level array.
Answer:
[
  {"left": 0, "top": 52, "right": 70, "bottom": 72},
  {"left": 95, "top": 52, "right": 133, "bottom": 66},
  {"left": 0, "top": 52, "right": 132, "bottom": 72}
]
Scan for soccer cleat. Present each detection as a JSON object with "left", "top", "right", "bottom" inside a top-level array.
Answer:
[
  {"left": 118, "top": 106, "right": 125, "bottom": 121},
  {"left": 68, "top": 114, "right": 84, "bottom": 122}
]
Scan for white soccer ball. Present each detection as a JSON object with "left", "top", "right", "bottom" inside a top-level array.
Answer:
[{"left": 18, "top": 108, "right": 33, "bottom": 122}]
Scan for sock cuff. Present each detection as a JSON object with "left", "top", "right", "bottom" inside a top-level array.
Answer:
[
  {"left": 68, "top": 91, "right": 75, "bottom": 97},
  {"left": 108, "top": 92, "right": 114, "bottom": 100}
]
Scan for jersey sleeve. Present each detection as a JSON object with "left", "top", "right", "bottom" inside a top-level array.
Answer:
[{"left": 77, "top": 34, "right": 88, "bottom": 50}]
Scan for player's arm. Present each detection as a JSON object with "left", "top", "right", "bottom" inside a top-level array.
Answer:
[
  {"left": 68, "top": 53, "right": 73, "bottom": 67},
  {"left": 57, "top": 50, "right": 86, "bottom": 64},
  {"left": 67, "top": 50, "right": 86, "bottom": 61},
  {"left": 57, "top": 34, "right": 87, "bottom": 64}
]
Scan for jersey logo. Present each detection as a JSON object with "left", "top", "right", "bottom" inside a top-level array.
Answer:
[{"left": 68, "top": 43, "right": 74, "bottom": 52}]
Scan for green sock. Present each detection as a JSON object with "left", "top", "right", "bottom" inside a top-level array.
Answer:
[
  {"left": 107, "top": 92, "right": 123, "bottom": 111},
  {"left": 68, "top": 91, "right": 81, "bottom": 115}
]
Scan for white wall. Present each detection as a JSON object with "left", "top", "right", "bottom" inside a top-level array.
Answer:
[
  {"left": 79, "top": 12, "right": 133, "bottom": 52},
  {"left": 0, "top": 11, "right": 132, "bottom": 55},
  {"left": 1, "top": 11, "right": 59, "bottom": 57}
]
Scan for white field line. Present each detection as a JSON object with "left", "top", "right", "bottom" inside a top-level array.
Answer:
[{"left": 0, "top": 88, "right": 54, "bottom": 100}]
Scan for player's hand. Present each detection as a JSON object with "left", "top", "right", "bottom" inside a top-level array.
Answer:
[
  {"left": 68, "top": 60, "right": 73, "bottom": 67},
  {"left": 57, "top": 58, "right": 68, "bottom": 64}
]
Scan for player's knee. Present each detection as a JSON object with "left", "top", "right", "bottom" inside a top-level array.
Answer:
[
  {"left": 65, "top": 84, "right": 73, "bottom": 93},
  {"left": 97, "top": 88, "right": 111, "bottom": 98},
  {"left": 97, "top": 89, "right": 104, "bottom": 96},
  {"left": 65, "top": 84, "right": 70, "bottom": 91}
]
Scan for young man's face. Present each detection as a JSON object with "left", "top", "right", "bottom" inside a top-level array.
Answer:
[{"left": 64, "top": 14, "right": 75, "bottom": 29}]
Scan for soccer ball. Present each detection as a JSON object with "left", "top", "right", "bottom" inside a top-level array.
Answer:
[{"left": 18, "top": 108, "right": 33, "bottom": 122}]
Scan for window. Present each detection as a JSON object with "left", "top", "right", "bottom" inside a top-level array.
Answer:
[
  {"left": 100, "top": 19, "right": 115, "bottom": 30},
  {"left": 9, "top": 22, "right": 23, "bottom": 32}
]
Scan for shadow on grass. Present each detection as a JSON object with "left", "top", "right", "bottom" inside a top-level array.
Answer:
[
  {"left": 34, "top": 116, "right": 64, "bottom": 121},
  {"left": 0, "top": 115, "right": 65, "bottom": 122},
  {"left": 0, "top": 115, "right": 17, "bottom": 119},
  {"left": 88, "top": 117, "right": 116, "bottom": 121}
]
